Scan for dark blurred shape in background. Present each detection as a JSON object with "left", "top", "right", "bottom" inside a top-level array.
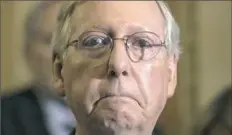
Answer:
[{"left": 200, "top": 86, "right": 231, "bottom": 135}]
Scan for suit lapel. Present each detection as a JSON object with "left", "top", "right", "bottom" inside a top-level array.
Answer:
[{"left": 15, "top": 90, "right": 50, "bottom": 135}]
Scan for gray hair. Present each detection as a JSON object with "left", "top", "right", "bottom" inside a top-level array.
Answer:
[
  {"left": 52, "top": 1, "right": 181, "bottom": 60},
  {"left": 24, "top": 1, "right": 58, "bottom": 54}
]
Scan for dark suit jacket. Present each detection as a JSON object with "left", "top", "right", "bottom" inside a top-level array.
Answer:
[{"left": 1, "top": 87, "right": 50, "bottom": 135}]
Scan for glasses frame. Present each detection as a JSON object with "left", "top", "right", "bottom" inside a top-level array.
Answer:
[{"left": 67, "top": 31, "right": 167, "bottom": 62}]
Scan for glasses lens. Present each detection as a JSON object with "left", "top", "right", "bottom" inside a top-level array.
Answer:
[
  {"left": 78, "top": 31, "right": 112, "bottom": 58},
  {"left": 126, "top": 32, "right": 163, "bottom": 61}
]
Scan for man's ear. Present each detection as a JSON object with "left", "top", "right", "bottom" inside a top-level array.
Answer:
[
  {"left": 52, "top": 53, "right": 65, "bottom": 96},
  {"left": 167, "top": 55, "right": 179, "bottom": 98}
]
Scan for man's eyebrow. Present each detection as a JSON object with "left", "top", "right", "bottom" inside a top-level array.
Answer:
[
  {"left": 92, "top": 25, "right": 114, "bottom": 36},
  {"left": 71, "top": 24, "right": 156, "bottom": 39},
  {"left": 92, "top": 25, "right": 113, "bottom": 33},
  {"left": 125, "top": 24, "right": 152, "bottom": 33},
  {"left": 94, "top": 24, "right": 152, "bottom": 33},
  {"left": 92, "top": 25, "right": 108, "bottom": 31}
]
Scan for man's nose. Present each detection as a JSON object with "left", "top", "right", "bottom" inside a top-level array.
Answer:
[{"left": 108, "top": 40, "right": 129, "bottom": 78}]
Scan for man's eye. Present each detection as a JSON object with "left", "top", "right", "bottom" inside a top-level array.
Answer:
[
  {"left": 82, "top": 36, "right": 109, "bottom": 48},
  {"left": 132, "top": 38, "right": 152, "bottom": 48}
]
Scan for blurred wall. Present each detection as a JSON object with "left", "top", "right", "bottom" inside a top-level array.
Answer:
[
  {"left": 1, "top": 1, "right": 37, "bottom": 91},
  {"left": 1, "top": 2, "right": 14, "bottom": 90},
  {"left": 196, "top": 1, "right": 231, "bottom": 108},
  {"left": 159, "top": 1, "right": 231, "bottom": 135}
]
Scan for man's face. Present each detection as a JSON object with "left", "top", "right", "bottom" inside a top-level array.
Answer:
[
  {"left": 27, "top": 3, "right": 61, "bottom": 88},
  {"left": 54, "top": 1, "right": 178, "bottom": 135}
]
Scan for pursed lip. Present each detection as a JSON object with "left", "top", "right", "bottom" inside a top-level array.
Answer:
[{"left": 93, "top": 93, "right": 144, "bottom": 109}]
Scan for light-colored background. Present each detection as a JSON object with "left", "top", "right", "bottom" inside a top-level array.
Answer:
[{"left": 1, "top": 1, "right": 231, "bottom": 135}]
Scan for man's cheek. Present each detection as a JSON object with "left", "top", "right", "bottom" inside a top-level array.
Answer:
[
  {"left": 64, "top": 74, "right": 88, "bottom": 115},
  {"left": 149, "top": 68, "right": 168, "bottom": 99},
  {"left": 87, "top": 62, "right": 108, "bottom": 78},
  {"left": 62, "top": 61, "right": 96, "bottom": 97}
]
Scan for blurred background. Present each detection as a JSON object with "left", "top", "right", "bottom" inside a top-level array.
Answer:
[{"left": 1, "top": 1, "right": 231, "bottom": 135}]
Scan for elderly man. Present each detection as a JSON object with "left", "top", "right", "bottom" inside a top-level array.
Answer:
[
  {"left": 52, "top": 1, "right": 180, "bottom": 135},
  {"left": 1, "top": 2, "right": 75, "bottom": 135}
]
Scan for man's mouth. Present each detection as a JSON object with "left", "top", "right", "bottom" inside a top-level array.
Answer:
[{"left": 93, "top": 94, "right": 142, "bottom": 109}]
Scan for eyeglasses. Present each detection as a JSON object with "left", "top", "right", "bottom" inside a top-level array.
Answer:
[{"left": 67, "top": 31, "right": 166, "bottom": 62}]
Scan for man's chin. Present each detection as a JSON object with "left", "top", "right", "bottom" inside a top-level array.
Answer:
[
  {"left": 87, "top": 97, "right": 144, "bottom": 132},
  {"left": 87, "top": 113, "right": 138, "bottom": 135}
]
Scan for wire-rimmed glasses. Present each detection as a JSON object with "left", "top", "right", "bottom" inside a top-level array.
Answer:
[{"left": 67, "top": 31, "right": 166, "bottom": 62}]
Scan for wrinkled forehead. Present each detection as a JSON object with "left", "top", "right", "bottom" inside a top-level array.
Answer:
[{"left": 71, "top": 1, "right": 165, "bottom": 37}]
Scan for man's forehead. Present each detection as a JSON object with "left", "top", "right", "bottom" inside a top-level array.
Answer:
[
  {"left": 72, "top": 1, "right": 162, "bottom": 20},
  {"left": 71, "top": 1, "right": 165, "bottom": 36}
]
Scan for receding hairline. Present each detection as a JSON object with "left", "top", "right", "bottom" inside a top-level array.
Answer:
[
  {"left": 61, "top": 1, "right": 167, "bottom": 43},
  {"left": 67, "top": 1, "right": 165, "bottom": 24},
  {"left": 52, "top": 1, "right": 180, "bottom": 59}
]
